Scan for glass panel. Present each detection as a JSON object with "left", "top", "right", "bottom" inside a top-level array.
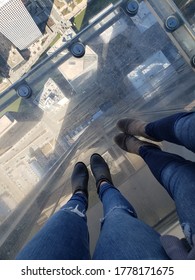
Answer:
[
  {"left": 0, "top": 0, "right": 195, "bottom": 259},
  {"left": 173, "top": 0, "right": 195, "bottom": 30}
]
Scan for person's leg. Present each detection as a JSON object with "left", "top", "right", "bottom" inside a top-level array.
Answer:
[
  {"left": 16, "top": 193, "right": 90, "bottom": 260},
  {"left": 115, "top": 134, "right": 195, "bottom": 246},
  {"left": 117, "top": 112, "right": 195, "bottom": 152},
  {"left": 145, "top": 112, "right": 195, "bottom": 152},
  {"left": 16, "top": 162, "right": 91, "bottom": 260},
  {"left": 90, "top": 153, "right": 169, "bottom": 260},
  {"left": 139, "top": 145, "right": 195, "bottom": 245},
  {"left": 92, "top": 182, "right": 169, "bottom": 260}
]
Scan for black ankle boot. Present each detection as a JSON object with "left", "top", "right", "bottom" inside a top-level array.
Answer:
[
  {"left": 90, "top": 153, "right": 113, "bottom": 193},
  {"left": 71, "top": 162, "right": 89, "bottom": 198}
]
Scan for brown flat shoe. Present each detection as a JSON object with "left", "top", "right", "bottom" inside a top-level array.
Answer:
[
  {"left": 114, "top": 133, "right": 161, "bottom": 155},
  {"left": 117, "top": 118, "right": 161, "bottom": 142}
]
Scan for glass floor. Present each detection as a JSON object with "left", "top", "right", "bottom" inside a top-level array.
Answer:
[{"left": 0, "top": 0, "right": 195, "bottom": 259}]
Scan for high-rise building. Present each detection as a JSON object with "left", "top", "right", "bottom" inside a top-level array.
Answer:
[{"left": 0, "top": 0, "right": 42, "bottom": 50}]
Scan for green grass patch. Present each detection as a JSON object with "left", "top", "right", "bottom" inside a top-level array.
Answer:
[
  {"left": 73, "top": 9, "right": 86, "bottom": 31},
  {"left": 0, "top": 97, "right": 22, "bottom": 118},
  {"left": 62, "top": 7, "right": 69, "bottom": 16},
  {"left": 49, "top": 33, "right": 62, "bottom": 47},
  {"left": 73, "top": 0, "right": 119, "bottom": 31},
  {"left": 75, "top": 0, "right": 83, "bottom": 4}
]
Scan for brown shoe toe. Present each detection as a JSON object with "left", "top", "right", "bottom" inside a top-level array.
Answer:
[
  {"left": 117, "top": 118, "right": 161, "bottom": 142},
  {"left": 114, "top": 133, "right": 161, "bottom": 155},
  {"left": 114, "top": 133, "right": 129, "bottom": 151}
]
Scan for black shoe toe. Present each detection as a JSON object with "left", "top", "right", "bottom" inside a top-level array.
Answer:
[
  {"left": 90, "top": 153, "right": 113, "bottom": 192},
  {"left": 71, "top": 162, "right": 89, "bottom": 198}
]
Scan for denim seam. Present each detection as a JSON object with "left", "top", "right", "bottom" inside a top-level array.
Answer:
[{"left": 100, "top": 206, "right": 136, "bottom": 223}]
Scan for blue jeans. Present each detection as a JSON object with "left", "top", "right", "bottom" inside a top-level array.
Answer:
[
  {"left": 16, "top": 185, "right": 169, "bottom": 260},
  {"left": 140, "top": 112, "right": 195, "bottom": 245},
  {"left": 16, "top": 112, "right": 195, "bottom": 259},
  {"left": 16, "top": 194, "right": 90, "bottom": 260},
  {"left": 93, "top": 184, "right": 169, "bottom": 259}
]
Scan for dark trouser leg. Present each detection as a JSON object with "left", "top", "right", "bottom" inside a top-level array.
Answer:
[
  {"left": 140, "top": 146, "right": 195, "bottom": 245},
  {"left": 146, "top": 112, "right": 195, "bottom": 152}
]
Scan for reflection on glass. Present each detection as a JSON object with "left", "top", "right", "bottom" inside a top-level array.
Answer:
[{"left": 173, "top": 0, "right": 195, "bottom": 30}]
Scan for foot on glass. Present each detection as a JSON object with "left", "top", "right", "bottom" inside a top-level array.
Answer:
[
  {"left": 116, "top": 118, "right": 161, "bottom": 142},
  {"left": 90, "top": 153, "right": 113, "bottom": 193},
  {"left": 71, "top": 162, "right": 89, "bottom": 198},
  {"left": 114, "top": 133, "right": 161, "bottom": 155}
]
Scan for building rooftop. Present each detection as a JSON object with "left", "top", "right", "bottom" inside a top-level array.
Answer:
[
  {"left": 0, "top": 0, "right": 10, "bottom": 8},
  {"left": 0, "top": 0, "right": 195, "bottom": 259},
  {"left": 0, "top": 33, "right": 24, "bottom": 71},
  {"left": 0, "top": 113, "right": 16, "bottom": 136}
]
